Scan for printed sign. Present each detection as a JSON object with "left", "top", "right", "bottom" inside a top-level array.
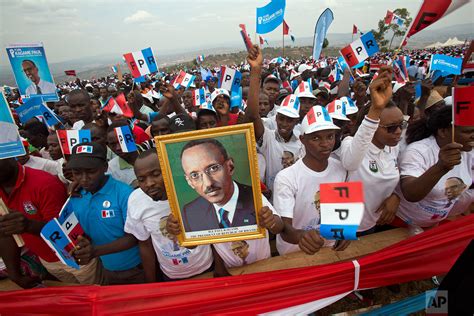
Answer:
[
  {"left": 0, "top": 92, "right": 25, "bottom": 159},
  {"left": 114, "top": 126, "right": 137, "bottom": 153},
  {"left": 56, "top": 129, "right": 91, "bottom": 155}
]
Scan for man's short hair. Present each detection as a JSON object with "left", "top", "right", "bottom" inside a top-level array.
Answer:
[
  {"left": 107, "top": 120, "right": 130, "bottom": 134},
  {"left": 446, "top": 177, "right": 464, "bottom": 184},
  {"left": 180, "top": 138, "right": 228, "bottom": 161},
  {"left": 66, "top": 89, "right": 91, "bottom": 104},
  {"left": 137, "top": 148, "right": 158, "bottom": 161},
  {"left": 24, "top": 120, "right": 49, "bottom": 136}
]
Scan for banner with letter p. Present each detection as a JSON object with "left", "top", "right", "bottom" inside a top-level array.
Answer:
[
  {"left": 123, "top": 47, "right": 158, "bottom": 78},
  {"left": 340, "top": 31, "right": 379, "bottom": 68}
]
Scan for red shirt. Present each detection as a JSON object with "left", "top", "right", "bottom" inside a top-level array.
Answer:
[
  {"left": 217, "top": 113, "right": 239, "bottom": 127},
  {"left": 0, "top": 164, "right": 67, "bottom": 262}
]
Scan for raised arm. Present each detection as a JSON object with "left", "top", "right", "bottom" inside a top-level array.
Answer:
[{"left": 245, "top": 45, "right": 265, "bottom": 140}]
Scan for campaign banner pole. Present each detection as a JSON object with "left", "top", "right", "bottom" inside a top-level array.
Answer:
[{"left": 282, "top": 24, "right": 285, "bottom": 58}]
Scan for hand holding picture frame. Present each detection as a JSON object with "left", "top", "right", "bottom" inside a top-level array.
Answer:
[{"left": 155, "top": 123, "right": 265, "bottom": 246}]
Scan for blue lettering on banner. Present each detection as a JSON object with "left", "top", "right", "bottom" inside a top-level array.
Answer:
[{"left": 256, "top": 0, "right": 286, "bottom": 34}]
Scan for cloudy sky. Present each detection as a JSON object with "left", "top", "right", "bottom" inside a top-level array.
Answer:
[{"left": 0, "top": 0, "right": 472, "bottom": 67}]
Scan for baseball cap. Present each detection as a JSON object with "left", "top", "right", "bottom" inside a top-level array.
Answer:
[
  {"left": 263, "top": 75, "right": 282, "bottom": 86},
  {"left": 327, "top": 99, "right": 350, "bottom": 121},
  {"left": 276, "top": 94, "right": 300, "bottom": 119},
  {"left": 210, "top": 88, "right": 230, "bottom": 104},
  {"left": 198, "top": 102, "right": 216, "bottom": 114},
  {"left": 301, "top": 106, "right": 340, "bottom": 135},
  {"left": 169, "top": 113, "right": 196, "bottom": 133},
  {"left": 298, "top": 64, "right": 313, "bottom": 73},
  {"left": 66, "top": 142, "right": 107, "bottom": 170},
  {"left": 289, "top": 70, "right": 301, "bottom": 80},
  {"left": 295, "top": 82, "right": 316, "bottom": 99},
  {"left": 340, "top": 96, "right": 359, "bottom": 115}
]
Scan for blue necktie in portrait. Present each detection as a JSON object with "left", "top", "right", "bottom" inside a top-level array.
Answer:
[{"left": 219, "top": 208, "right": 231, "bottom": 228}]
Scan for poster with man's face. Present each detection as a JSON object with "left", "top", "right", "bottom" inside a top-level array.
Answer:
[
  {"left": 155, "top": 124, "right": 265, "bottom": 246},
  {"left": 6, "top": 43, "right": 59, "bottom": 102}
]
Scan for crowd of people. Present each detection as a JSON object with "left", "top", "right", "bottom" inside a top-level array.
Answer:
[{"left": 0, "top": 43, "right": 472, "bottom": 289}]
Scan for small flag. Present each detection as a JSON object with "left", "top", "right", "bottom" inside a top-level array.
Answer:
[
  {"left": 414, "top": 82, "right": 422, "bottom": 104},
  {"left": 328, "top": 67, "right": 342, "bottom": 83},
  {"left": 196, "top": 55, "right": 205, "bottom": 63},
  {"left": 64, "top": 70, "right": 76, "bottom": 76},
  {"left": 430, "top": 54, "right": 463, "bottom": 75},
  {"left": 114, "top": 126, "right": 137, "bottom": 153},
  {"left": 172, "top": 71, "right": 195, "bottom": 89},
  {"left": 384, "top": 10, "right": 405, "bottom": 26},
  {"left": 283, "top": 20, "right": 290, "bottom": 35},
  {"left": 319, "top": 182, "right": 364, "bottom": 240},
  {"left": 392, "top": 62, "right": 407, "bottom": 84},
  {"left": 239, "top": 24, "right": 253, "bottom": 51},
  {"left": 15, "top": 96, "right": 62, "bottom": 127},
  {"left": 340, "top": 31, "right": 380, "bottom": 68},
  {"left": 123, "top": 47, "right": 158, "bottom": 78},
  {"left": 102, "top": 93, "right": 134, "bottom": 118},
  {"left": 230, "top": 87, "right": 243, "bottom": 109},
  {"left": 111, "top": 65, "right": 118, "bottom": 73},
  {"left": 259, "top": 35, "right": 268, "bottom": 46},
  {"left": 352, "top": 24, "right": 358, "bottom": 35},
  {"left": 57, "top": 130, "right": 91, "bottom": 155},
  {"left": 453, "top": 86, "right": 474, "bottom": 126},
  {"left": 101, "top": 210, "right": 115, "bottom": 218},
  {"left": 218, "top": 67, "right": 242, "bottom": 93},
  {"left": 193, "top": 88, "right": 207, "bottom": 106}
]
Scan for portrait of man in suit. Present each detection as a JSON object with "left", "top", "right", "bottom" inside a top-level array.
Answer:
[{"left": 180, "top": 138, "right": 256, "bottom": 232}]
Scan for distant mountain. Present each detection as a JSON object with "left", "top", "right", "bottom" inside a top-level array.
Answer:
[{"left": 1, "top": 23, "right": 472, "bottom": 86}]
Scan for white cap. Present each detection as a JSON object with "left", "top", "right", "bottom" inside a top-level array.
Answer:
[
  {"left": 327, "top": 100, "right": 350, "bottom": 121},
  {"left": 298, "top": 64, "right": 313, "bottom": 73},
  {"left": 301, "top": 105, "right": 340, "bottom": 135},
  {"left": 393, "top": 81, "right": 406, "bottom": 94},
  {"left": 276, "top": 94, "right": 300, "bottom": 119},
  {"left": 210, "top": 88, "right": 230, "bottom": 103},
  {"left": 198, "top": 102, "right": 216, "bottom": 113},
  {"left": 339, "top": 96, "right": 359, "bottom": 115},
  {"left": 295, "top": 82, "right": 316, "bottom": 99},
  {"left": 290, "top": 70, "right": 301, "bottom": 81}
]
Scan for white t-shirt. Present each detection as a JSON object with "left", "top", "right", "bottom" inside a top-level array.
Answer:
[
  {"left": 213, "top": 195, "right": 276, "bottom": 268},
  {"left": 273, "top": 158, "right": 347, "bottom": 255},
  {"left": 25, "top": 155, "right": 61, "bottom": 177},
  {"left": 125, "top": 188, "right": 213, "bottom": 279},
  {"left": 107, "top": 156, "right": 137, "bottom": 187},
  {"left": 341, "top": 117, "right": 400, "bottom": 232},
  {"left": 258, "top": 126, "right": 303, "bottom": 192},
  {"left": 396, "top": 136, "right": 473, "bottom": 227}
]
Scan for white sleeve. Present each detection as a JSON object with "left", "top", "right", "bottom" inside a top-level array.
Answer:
[
  {"left": 257, "top": 126, "right": 272, "bottom": 153},
  {"left": 399, "top": 145, "right": 429, "bottom": 178},
  {"left": 261, "top": 194, "right": 279, "bottom": 215},
  {"left": 125, "top": 198, "right": 151, "bottom": 241},
  {"left": 340, "top": 116, "right": 379, "bottom": 171},
  {"left": 272, "top": 172, "right": 296, "bottom": 218}
]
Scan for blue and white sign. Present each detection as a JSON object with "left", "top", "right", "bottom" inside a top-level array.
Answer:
[
  {"left": 312, "top": 8, "right": 334, "bottom": 60},
  {"left": 430, "top": 54, "right": 462, "bottom": 75},
  {"left": 0, "top": 92, "right": 25, "bottom": 159},
  {"left": 256, "top": 0, "right": 286, "bottom": 34},
  {"left": 40, "top": 219, "right": 80, "bottom": 269},
  {"left": 6, "top": 43, "right": 59, "bottom": 102},
  {"left": 114, "top": 126, "right": 137, "bottom": 153},
  {"left": 15, "top": 96, "right": 62, "bottom": 127}
]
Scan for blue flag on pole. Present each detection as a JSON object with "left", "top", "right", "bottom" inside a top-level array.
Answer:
[
  {"left": 256, "top": 0, "right": 286, "bottom": 34},
  {"left": 430, "top": 54, "right": 463, "bottom": 75},
  {"left": 16, "top": 96, "right": 61, "bottom": 127},
  {"left": 312, "top": 8, "right": 334, "bottom": 60}
]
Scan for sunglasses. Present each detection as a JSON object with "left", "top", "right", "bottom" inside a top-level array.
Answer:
[{"left": 379, "top": 120, "right": 408, "bottom": 134}]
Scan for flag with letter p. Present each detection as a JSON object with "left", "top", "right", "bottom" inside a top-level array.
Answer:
[
  {"left": 56, "top": 130, "right": 91, "bottom": 155},
  {"left": 123, "top": 47, "right": 158, "bottom": 78},
  {"left": 319, "top": 182, "right": 364, "bottom": 240},
  {"left": 114, "top": 126, "right": 137, "bottom": 153},
  {"left": 453, "top": 86, "right": 474, "bottom": 127},
  {"left": 340, "top": 31, "right": 379, "bottom": 68},
  {"left": 256, "top": 0, "right": 286, "bottom": 34},
  {"left": 218, "top": 67, "right": 242, "bottom": 93}
]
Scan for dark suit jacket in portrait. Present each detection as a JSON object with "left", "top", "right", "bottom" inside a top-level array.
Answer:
[{"left": 182, "top": 181, "right": 256, "bottom": 232}]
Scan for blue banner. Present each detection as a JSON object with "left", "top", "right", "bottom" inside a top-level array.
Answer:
[
  {"left": 337, "top": 56, "right": 348, "bottom": 71},
  {"left": 6, "top": 43, "right": 59, "bottom": 102},
  {"left": 40, "top": 219, "right": 80, "bottom": 269},
  {"left": 312, "top": 8, "right": 334, "bottom": 60},
  {"left": 320, "top": 224, "right": 358, "bottom": 240},
  {"left": 256, "top": 0, "right": 286, "bottom": 34},
  {"left": 230, "top": 86, "right": 243, "bottom": 109},
  {"left": 430, "top": 54, "right": 462, "bottom": 75},
  {"left": 0, "top": 92, "right": 26, "bottom": 159},
  {"left": 16, "top": 96, "right": 61, "bottom": 127}
]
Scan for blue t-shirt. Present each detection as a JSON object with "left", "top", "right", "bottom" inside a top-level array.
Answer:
[{"left": 70, "top": 176, "right": 141, "bottom": 271}]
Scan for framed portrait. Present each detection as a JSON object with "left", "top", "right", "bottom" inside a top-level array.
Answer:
[{"left": 155, "top": 123, "right": 265, "bottom": 246}]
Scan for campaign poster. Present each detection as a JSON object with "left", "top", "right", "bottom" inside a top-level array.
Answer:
[
  {"left": 6, "top": 43, "right": 59, "bottom": 102},
  {"left": 0, "top": 92, "right": 26, "bottom": 159}
]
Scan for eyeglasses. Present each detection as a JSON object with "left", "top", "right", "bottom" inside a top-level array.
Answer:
[
  {"left": 187, "top": 163, "right": 224, "bottom": 182},
  {"left": 379, "top": 120, "right": 408, "bottom": 134}
]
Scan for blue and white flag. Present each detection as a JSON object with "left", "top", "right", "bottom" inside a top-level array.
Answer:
[
  {"left": 312, "top": 8, "right": 334, "bottom": 60},
  {"left": 16, "top": 96, "right": 62, "bottom": 127},
  {"left": 114, "top": 126, "right": 137, "bottom": 153},
  {"left": 256, "top": 0, "right": 286, "bottom": 34},
  {"left": 218, "top": 67, "right": 242, "bottom": 93},
  {"left": 0, "top": 92, "right": 25, "bottom": 159},
  {"left": 123, "top": 47, "right": 158, "bottom": 78},
  {"left": 430, "top": 54, "right": 463, "bottom": 75},
  {"left": 337, "top": 56, "right": 349, "bottom": 72},
  {"left": 230, "top": 86, "right": 243, "bottom": 109},
  {"left": 40, "top": 219, "right": 80, "bottom": 269}
]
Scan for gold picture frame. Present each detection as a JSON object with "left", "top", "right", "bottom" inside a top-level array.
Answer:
[{"left": 155, "top": 123, "right": 265, "bottom": 246}]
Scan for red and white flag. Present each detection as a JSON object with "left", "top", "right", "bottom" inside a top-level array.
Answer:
[
  {"left": 352, "top": 25, "right": 358, "bottom": 35},
  {"left": 401, "top": 0, "right": 471, "bottom": 47},
  {"left": 102, "top": 93, "right": 133, "bottom": 118}
]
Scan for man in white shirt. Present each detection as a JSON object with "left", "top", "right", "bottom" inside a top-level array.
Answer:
[
  {"left": 273, "top": 105, "right": 351, "bottom": 255},
  {"left": 125, "top": 149, "right": 213, "bottom": 281},
  {"left": 22, "top": 60, "right": 57, "bottom": 97},
  {"left": 245, "top": 47, "right": 303, "bottom": 193}
]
